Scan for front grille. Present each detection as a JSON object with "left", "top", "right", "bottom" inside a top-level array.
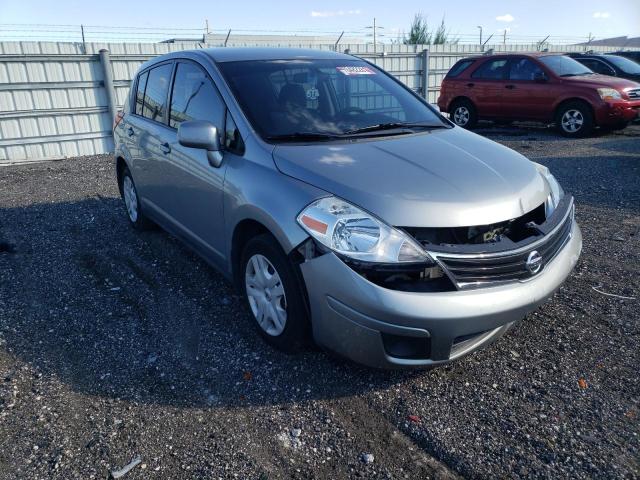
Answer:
[
  {"left": 429, "top": 200, "right": 574, "bottom": 289},
  {"left": 628, "top": 88, "right": 640, "bottom": 99}
]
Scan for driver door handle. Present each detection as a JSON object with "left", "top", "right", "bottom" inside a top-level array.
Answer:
[
  {"left": 466, "top": 83, "right": 475, "bottom": 88},
  {"left": 505, "top": 84, "right": 516, "bottom": 89},
  {"left": 160, "top": 142, "right": 171, "bottom": 154}
]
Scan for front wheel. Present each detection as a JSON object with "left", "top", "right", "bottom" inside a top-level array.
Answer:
[
  {"left": 555, "top": 101, "right": 594, "bottom": 138},
  {"left": 240, "top": 234, "right": 310, "bottom": 352}
]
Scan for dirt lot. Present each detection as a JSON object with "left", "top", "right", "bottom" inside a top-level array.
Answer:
[{"left": 0, "top": 124, "right": 639, "bottom": 479}]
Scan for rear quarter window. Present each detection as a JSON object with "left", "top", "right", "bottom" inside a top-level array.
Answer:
[{"left": 446, "top": 60, "right": 474, "bottom": 78}]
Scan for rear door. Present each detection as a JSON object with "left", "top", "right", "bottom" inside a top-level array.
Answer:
[
  {"left": 501, "top": 57, "right": 557, "bottom": 120},
  {"left": 127, "top": 62, "right": 175, "bottom": 205},
  {"left": 466, "top": 58, "right": 509, "bottom": 117}
]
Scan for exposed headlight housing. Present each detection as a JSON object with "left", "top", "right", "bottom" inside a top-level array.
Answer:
[
  {"left": 296, "top": 196, "right": 431, "bottom": 264},
  {"left": 597, "top": 87, "right": 622, "bottom": 101},
  {"left": 534, "top": 163, "right": 565, "bottom": 217}
]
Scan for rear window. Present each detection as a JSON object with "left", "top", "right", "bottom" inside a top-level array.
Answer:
[
  {"left": 447, "top": 60, "right": 474, "bottom": 78},
  {"left": 141, "top": 63, "right": 173, "bottom": 123},
  {"left": 134, "top": 71, "right": 148, "bottom": 115},
  {"left": 471, "top": 59, "right": 508, "bottom": 79}
]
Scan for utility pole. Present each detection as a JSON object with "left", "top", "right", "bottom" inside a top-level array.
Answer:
[
  {"left": 503, "top": 29, "right": 507, "bottom": 45},
  {"left": 365, "top": 18, "right": 384, "bottom": 54},
  {"left": 205, "top": 19, "right": 210, "bottom": 35},
  {"left": 477, "top": 26, "right": 482, "bottom": 47}
]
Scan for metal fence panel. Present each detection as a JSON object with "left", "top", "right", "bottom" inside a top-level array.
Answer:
[{"left": 0, "top": 40, "right": 622, "bottom": 164}]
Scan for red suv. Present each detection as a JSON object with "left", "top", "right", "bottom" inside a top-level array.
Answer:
[{"left": 438, "top": 53, "right": 640, "bottom": 137}]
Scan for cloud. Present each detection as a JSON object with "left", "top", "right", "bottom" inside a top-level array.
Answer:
[
  {"left": 495, "top": 14, "right": 514, "bottom": 22},
  {"left": 592, "top": 11, "right": 611, "bottom": 18},
  {"left": 311, "top": 9, "right": 362, "bottom": 17}
]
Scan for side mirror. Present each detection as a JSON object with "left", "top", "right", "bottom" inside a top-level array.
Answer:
[
  {"left": 177, "top": 120, "right": 223, "bottom": 167},
  {"left": 533, "top": 72, "right": 547, "bottom": 83}
]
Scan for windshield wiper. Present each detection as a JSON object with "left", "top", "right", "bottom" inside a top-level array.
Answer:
[
  {"left": 343, "top": 122, "right": 445, "bottom": 135},
  {"left": 265, "top": 132, "right": 343, "bottom": 142}
]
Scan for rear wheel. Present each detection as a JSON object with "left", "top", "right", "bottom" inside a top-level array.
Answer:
[
  {"left": 449, "top": 99, "right": 478, "bottom": 129},
  {"left": 555, "top": 101, "right": 594, "bottom": 138},
  {"left": 240, "top": 234, "right": 310, "bottom": 352},
  {"left": 120, "top": 167, "right": 153, "bottom": 230}
]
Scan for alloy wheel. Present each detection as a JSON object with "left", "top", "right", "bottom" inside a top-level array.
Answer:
[
  {"left": 453, "top": 106, "right": 470, "bottom": 126},
  {"left": 561, "top": 109, "right": 584, "bottom": 133},
  {"left": 123, "top": 175, "right": 138, "bottom": 222},
  {"left": 245, "top": 254, "right": 287, "bottom": 336}
]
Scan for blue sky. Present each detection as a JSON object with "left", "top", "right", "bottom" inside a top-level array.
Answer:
[{"left": 2, "top": 0, "right": 639, "bottom": 41}]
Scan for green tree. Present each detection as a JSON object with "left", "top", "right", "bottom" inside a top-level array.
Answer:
[{"left": 403, "top": 15, "right": 457, "bottom": 45}]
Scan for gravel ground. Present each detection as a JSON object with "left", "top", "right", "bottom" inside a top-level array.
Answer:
[{"left": 0, "top": 124, "right": 638, "bottom": 479}]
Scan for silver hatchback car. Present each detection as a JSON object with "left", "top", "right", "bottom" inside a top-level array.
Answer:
[{"left": 114, "top": 48, "right": 582, "bottom": 368}]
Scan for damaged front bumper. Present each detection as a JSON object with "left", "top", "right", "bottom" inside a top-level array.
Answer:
[{"left": 299, "top": 220, "right": 582, "bottom": 369}]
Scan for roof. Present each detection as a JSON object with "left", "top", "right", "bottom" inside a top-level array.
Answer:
[
  {"left": 459, "top": 51, "right": 566, "bottom": 61},
  {"left": 200, "top": 47, "right": 356, "bottom": 63}
]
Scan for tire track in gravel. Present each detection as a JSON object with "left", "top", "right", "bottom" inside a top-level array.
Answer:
[{"left": 329, "top": 395, "right": 462, "bottom": 479}]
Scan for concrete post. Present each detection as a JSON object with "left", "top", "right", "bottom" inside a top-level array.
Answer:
[
  {"left": 421, "top": 48, "right": 430, "bottom": 101},
  {"left": 99, "top": 49, "right": 118, "bottom": 126}
]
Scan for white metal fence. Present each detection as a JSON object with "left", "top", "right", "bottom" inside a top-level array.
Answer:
[{"left": 0, "top": 40, "right": 621, "bottom": 164}]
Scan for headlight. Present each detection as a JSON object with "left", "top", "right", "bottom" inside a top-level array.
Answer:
[
  {"left": 597, "top": 88, "right": 622, "bottom": 101},
  {"left": 534, "top": 163, "right": 565, "bottom": 216},
  {"left": 297, "top": 196, "right": 431, "bottom": 263}
]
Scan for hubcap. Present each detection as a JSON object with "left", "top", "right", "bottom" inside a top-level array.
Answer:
[
  {"left": 561, "top": 109, "right": 584, "bottom": 133},
  {"left": 453, "top": 106, "right": 470, "bottom": 126},
  {"left": 245, "top": 254, "right": 287, "bottom": 336},
  {"left": 123, "top": 175, "right": 138, "bottom": 222}
]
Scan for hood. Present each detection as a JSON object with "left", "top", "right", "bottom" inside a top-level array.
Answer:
[
  {"left": 562, "top": 73, "right": 640, "bottom": 90},
  {"left": 272, "top": 127, "right": 549, "bottom": 228}
]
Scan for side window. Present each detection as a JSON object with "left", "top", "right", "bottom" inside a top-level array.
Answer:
[
  {"left": 581, "top": 59, "right": 615, "bottom": 76},
  {"left": 134, "top": 71, "right": 148, "bottom": 115},
  {"left": 471, "top": 59, "right": 508, "bottom": 80},
  {"left": 169, "top": 62, "right": 224, "bottom": 129},
  {"left": 508, "top": 58, "right": 545, "bottom": 81},
  {"left": 142, "top": 63, "right": 173, "bottom": 123},
  {"left": 447, "top": 60, "right": 474, "bottom": 78},
  {"left": 224, "top": 110, "right": 245, "bottom": 155}
]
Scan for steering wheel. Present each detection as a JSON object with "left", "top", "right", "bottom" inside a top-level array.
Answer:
[{"left": 341, "top": 106, "right": 366, "bottom": 115}]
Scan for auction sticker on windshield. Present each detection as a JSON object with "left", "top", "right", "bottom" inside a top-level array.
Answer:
[{"left": 336, "top": 66, "right": 376, "bottom": 76}]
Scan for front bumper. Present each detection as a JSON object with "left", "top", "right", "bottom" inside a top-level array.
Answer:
[
  {"left": 300, "top": 222, "right": 582, "bottom": 369},
  {"left": 595, "top": 99, "right": 640, "bottom": 125}
]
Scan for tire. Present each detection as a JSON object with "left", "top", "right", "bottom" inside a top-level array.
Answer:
[
  {"left": 449, "top": 99, "right": 478, "bottom": 129},
  {"left": 555, "top": 101, "right": 594, "bottom": 138},
  {"left": 240, "top": 234, "right": 310, "bottom": 352},
  {"left": 120, "top": 167, "right": 154, "bottom": 230}
]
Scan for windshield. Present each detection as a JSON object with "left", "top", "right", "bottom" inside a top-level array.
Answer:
[
  {"left": 539, "top": 55, "right": 594, "bottom": 77},
  {"left": 603, "top": 55, "right": 640, "bottom": 74},
  {"left": 218, "top": 59, "right": 448, "bottom": 140}
]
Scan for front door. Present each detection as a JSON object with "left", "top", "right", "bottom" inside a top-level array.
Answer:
[
  {"left": 501, "top": 57, "right": 558, "bottom": 121},
  {"left": 155, "top": 60, "right": 229, "bottom": 265}
]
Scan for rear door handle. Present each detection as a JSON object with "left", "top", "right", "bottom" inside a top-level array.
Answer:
[
  {"left": 127, "top": 127, "right": 134, "bottom": 136},
  {"left": 160, "top": 142, "right": 171, "bottom": 154},
  {"left": 505, "top": 84, "right": 515, "bottom": 89},
  {"left": 466, "top": 83, "right": 475, "bottom": 87}
]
